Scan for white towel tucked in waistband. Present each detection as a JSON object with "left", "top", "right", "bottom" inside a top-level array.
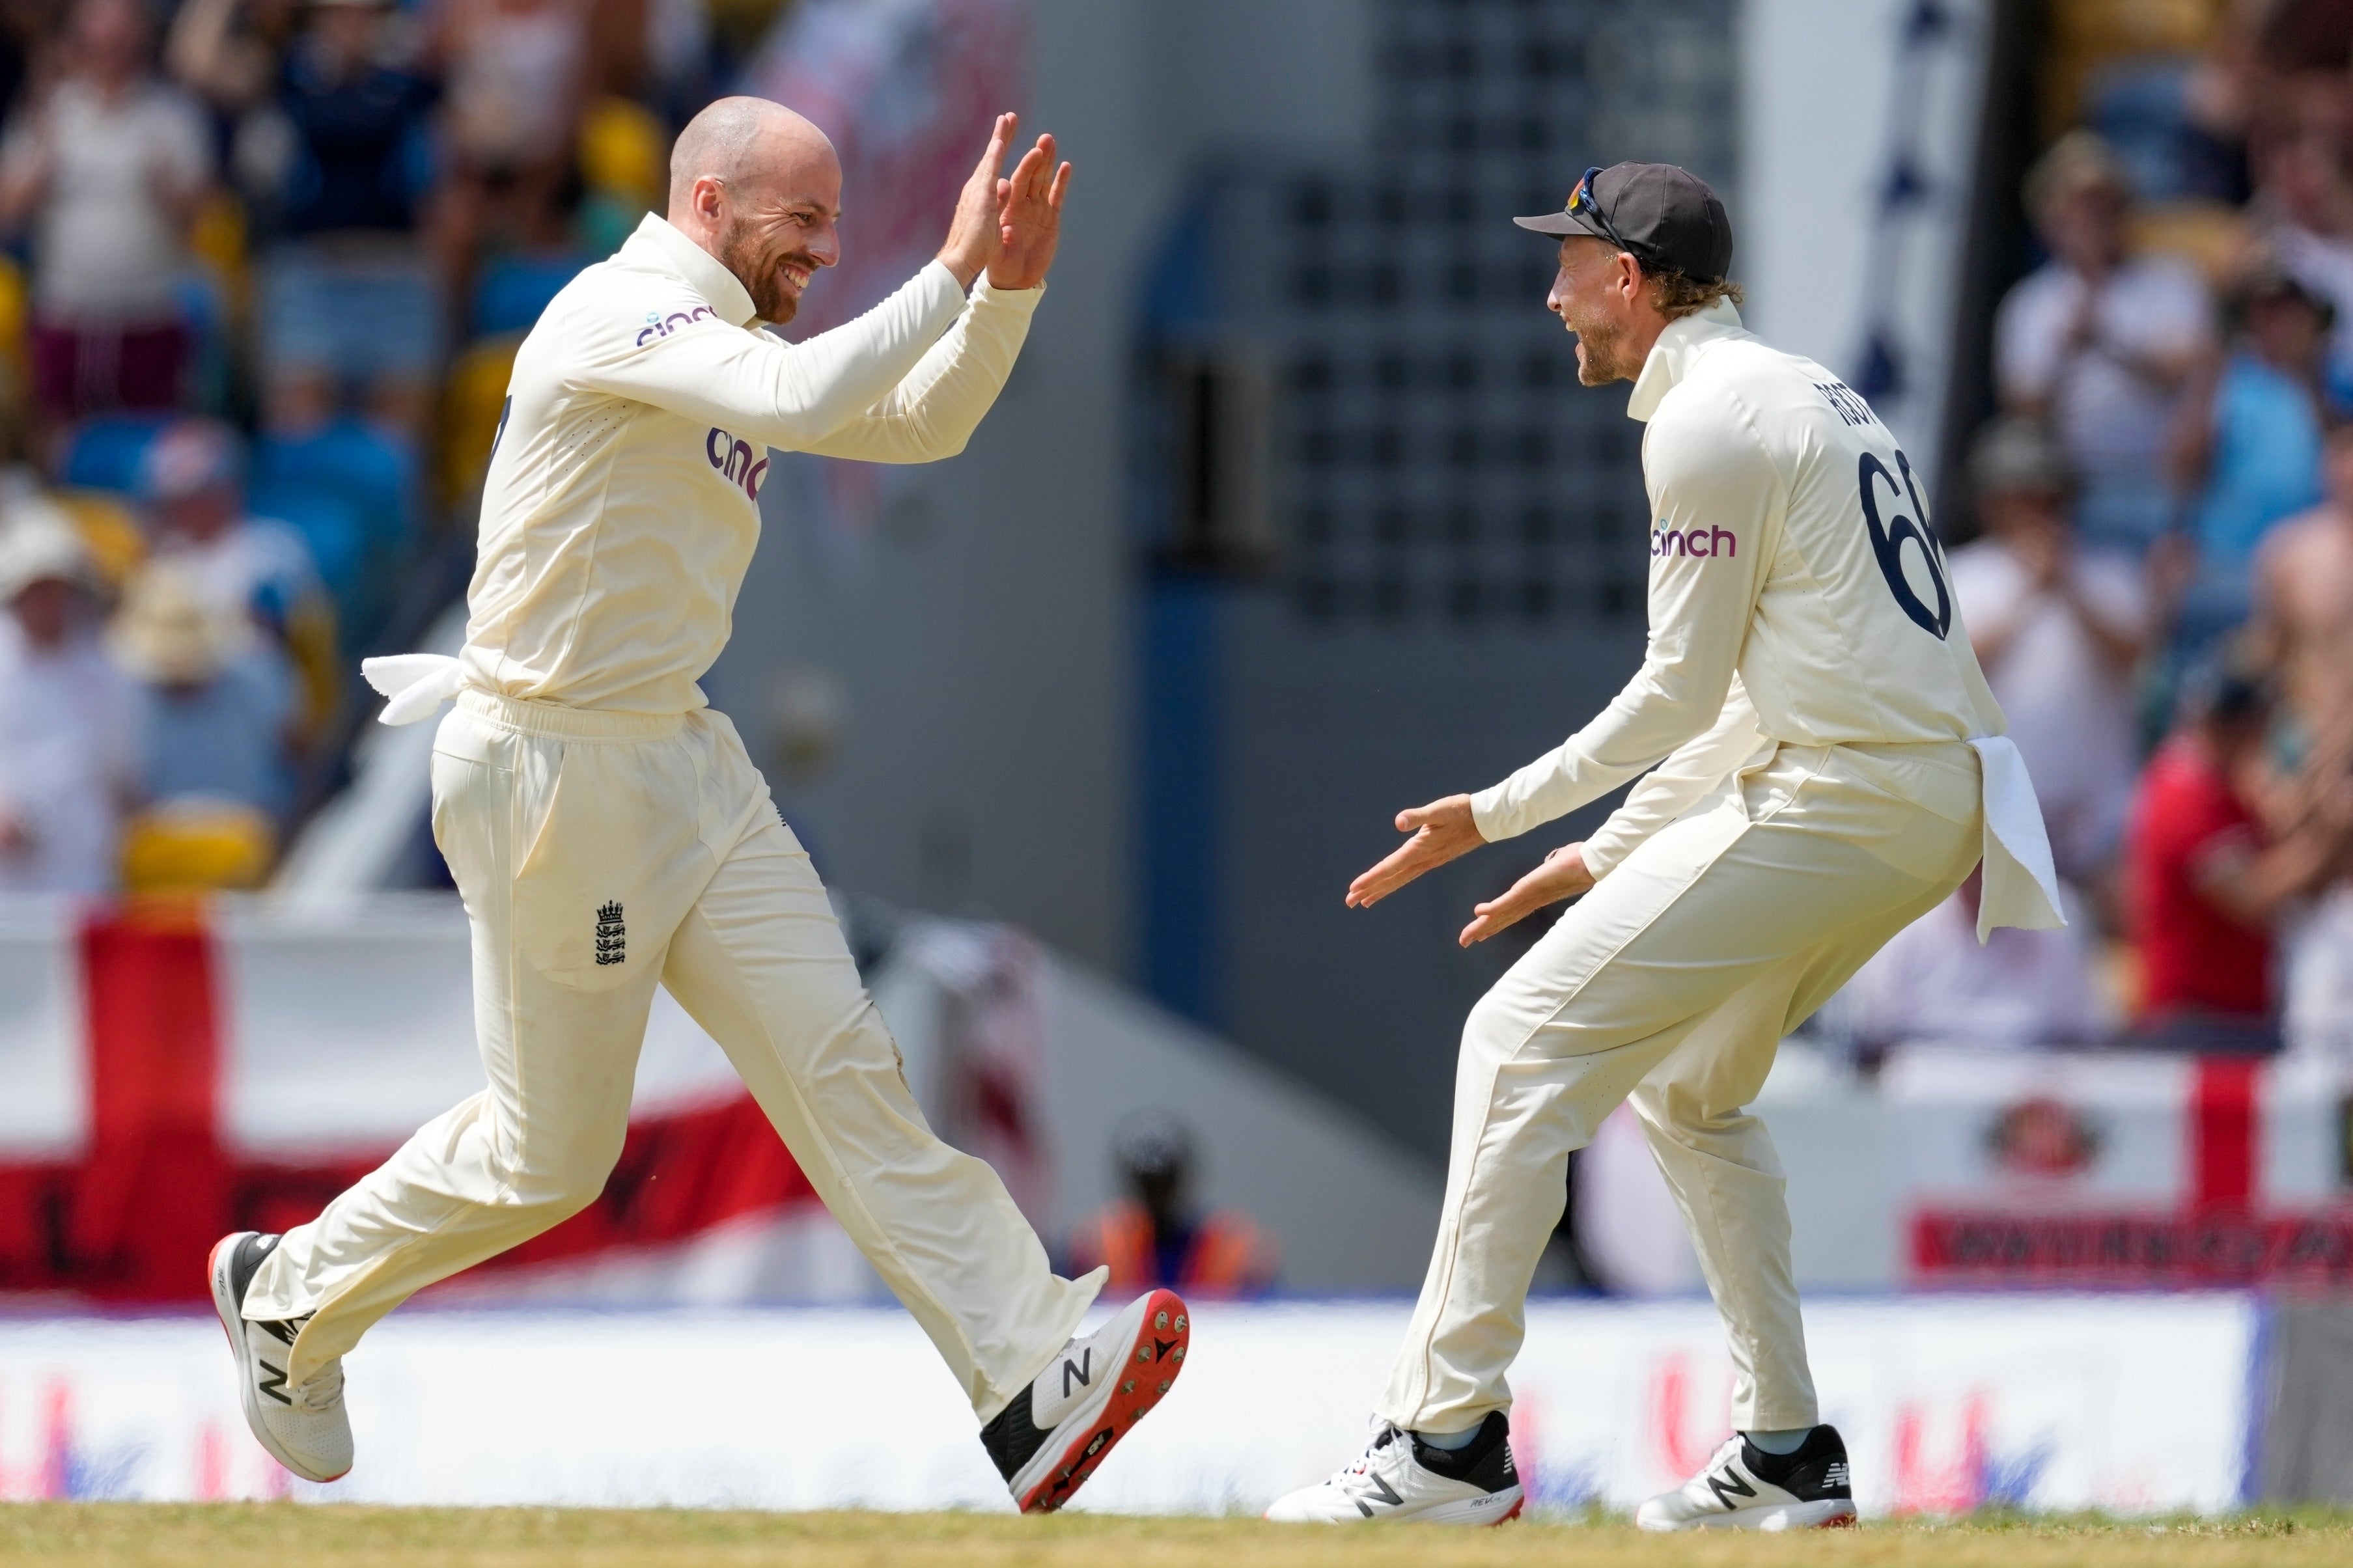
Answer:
[
  {"left": 361, "top": 653, "right": 466, "bottom": 726},
  {"left": 1967, "top": 734, "right": 2067, "bottom": 942}
]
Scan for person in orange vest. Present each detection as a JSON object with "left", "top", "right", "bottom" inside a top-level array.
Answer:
[{"left": 1068, "top": 1113, "right": 1278, "bottom": 1298}]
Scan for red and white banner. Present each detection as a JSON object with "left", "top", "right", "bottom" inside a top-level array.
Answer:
[
  {"left": 0, "top": 895, "right": 880, "bottom": 1304},
  {"left": 0, "top": 890, "right": 1455, "bottom": 1305},
  {"left": 1578, "top": 1041, "right": 2353, "bottom": 1295},
  {"left": 1889, "top": 1047, "right": 2353, "bottom": 1286}
]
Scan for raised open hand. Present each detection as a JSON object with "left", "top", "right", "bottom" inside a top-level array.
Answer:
[
  {"left": 989, "top": 131, "right": 1070, "bottom": 290},
  {"left": 937, "top": 112, "right": 1018, "bottom": 288},
  {"left": 1457, "top": 844, "right": 1594, "bottom": 947},
  {"left": 1345, "top": 795, "right": 1484, "bottom": 910}
]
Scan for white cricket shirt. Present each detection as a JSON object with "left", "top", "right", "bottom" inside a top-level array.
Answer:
[
  {"left": 451, "top": 213, "right": 1040, "bottom": 715},
  {"left": 1472, "top": 300, "right": 2064, "bottom": 935}
]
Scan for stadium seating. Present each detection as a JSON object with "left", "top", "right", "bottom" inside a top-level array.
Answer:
[
  {"left": 59, "top": 413, "right": 173, "bottom": 494},
  {"left": 471, "top": 251, "right": 593, "bottom": 339},
  {"left": 438, "top": 335, "right": 523, "bottom": 504},
  {"left": 2042, "top": 0, "right": 2227, "bottom": 135},
  {"left": 243, "top": 480, "right": 368, "bottom": 612},
  {"left": 119, "top": 800, "right": 277, "bottom": 892},
  {"left": 49, "top": 488, "right": 146, "bottom": 590},
  {"left": 252, "top": 420, "right": 419, "bottom": 562}
]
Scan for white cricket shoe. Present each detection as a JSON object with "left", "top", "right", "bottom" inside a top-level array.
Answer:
[
  {"left": 1264, "top": 1413, "right": 1524, "bottom": 1525},
  {"left": 979, "top": 1287, "right": 1191, "bottom": 1513},
  {"left": 1635, "top": 1426, "right": 1856, "bottom": 1531},
  {"left": 208, "top": 1231, "right": 352, "bottom": 1483}
]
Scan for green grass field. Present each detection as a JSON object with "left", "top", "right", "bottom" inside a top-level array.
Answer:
[{"left": 4, "top": 1506, "right": 2350, "bottom": 1567}]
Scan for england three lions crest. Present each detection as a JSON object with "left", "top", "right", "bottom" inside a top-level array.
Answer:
[{"left": 594, "top": 902, "right": 626, "bottom": 966}]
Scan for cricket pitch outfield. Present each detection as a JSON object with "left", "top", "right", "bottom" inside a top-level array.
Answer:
[{"left": 4, "top": 1506, "right": 2350, "bottom": 1567}]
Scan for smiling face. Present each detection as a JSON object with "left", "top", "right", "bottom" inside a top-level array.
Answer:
[
  {"left": 713, "top": 137, "right": 842, "bottom": 324},
  {"left": 668, "top": 100, "right": 845, "bottom": 325},
  {"left": 1546, "top": 235, "right": 1647, "bottom": 385}
]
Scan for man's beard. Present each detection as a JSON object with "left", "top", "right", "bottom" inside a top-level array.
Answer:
[
  {"left": 1565, "top": 307, "right": 1635, "bottom": 385},
  {"left": 716, "top": 216, "right": 817, "bottom": 324}
]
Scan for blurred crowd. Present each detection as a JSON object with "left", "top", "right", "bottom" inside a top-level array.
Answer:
[
  {"left": 1834, "top": 0, "right": 2353, "bottom": 1059},
  {"left": 1, "top": 0, "right": 2344, "bottom": 1063},
  {"left": 0, "top": 0, "right": 781, "bottom": 896}
]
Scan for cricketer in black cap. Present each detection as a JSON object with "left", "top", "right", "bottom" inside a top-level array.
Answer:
[{"left": 1514, "top": 161, "right": 1742, "bottom": 387}]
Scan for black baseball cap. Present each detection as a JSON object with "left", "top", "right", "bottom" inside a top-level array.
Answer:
[{"left": 1514, "top": 162, "right": 1734, "bottom": 284}]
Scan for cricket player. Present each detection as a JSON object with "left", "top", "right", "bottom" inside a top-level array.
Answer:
[
  {"left": 1265, "top": 163, "right": 2063, "bottom": 1530},
  {"left": 206, "top": 99, "right": 1189, "bottom": 1513}
]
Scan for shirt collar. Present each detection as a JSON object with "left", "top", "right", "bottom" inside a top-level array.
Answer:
[
  {"left": 623, "top": 213, "right": 760, "bottom": 328},
  {"left": 1626, "top": 297, "right": 1747, "bottom": 422}
]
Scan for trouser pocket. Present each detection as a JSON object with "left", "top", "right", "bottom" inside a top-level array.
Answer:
[{"left": 434, "top": 713, "right": 710, "bottom": 992}]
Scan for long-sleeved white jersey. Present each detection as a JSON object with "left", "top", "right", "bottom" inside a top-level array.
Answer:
[
  {"left": 456, "top": 213, "right": 1039, "bottom": 714},
  {"left": 1471, "top": 300, "right": 2063, "bottom": 934}
]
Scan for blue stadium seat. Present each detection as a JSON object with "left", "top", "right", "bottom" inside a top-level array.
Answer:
[
  {"left": 2087, "top": 57, "right": 2244, "bottom": 207},
  {"left": 244, "top": 481, "right": 367, "bottom": 606},
  {"left": 176, "top": 271, "right": 233, "bottom": 416},
  {"left": 253, "top": 421, "right": 419, "bottom": 562},
  {"left": 59, "top": 414, "right": 174, "bottom": 494},
  {"left": 471, "top": 251, "right": 592, "bottom": 338}
]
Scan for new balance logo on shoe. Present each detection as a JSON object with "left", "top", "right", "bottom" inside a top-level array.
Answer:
[
  {"left": 1826, "top": 1462, "right": 1851, "bottom": 1487},
  {"left": 1354, "top": 1471, "right": 1404, "bottom": 1517},
  {"left": 1063, "top": 1349, "right": 1092, "bottom": 1397},
  {"left": 1706, "top": 1465, "right": 1757, "bottom": 1509},
  {"left": 594, "top": 902, "right": 626, "bottom": 966},
  {"left": 257, "top": 1360, "right": 292, "bottom": 1407}
]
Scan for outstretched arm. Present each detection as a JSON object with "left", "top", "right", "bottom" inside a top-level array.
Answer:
[
  {"left": 792, "top": 279, "right": 1040, "bottom": 462},
  {"left": 574, "top": 268, "right": 967, "bottom": 451},
  {"left": 1453, "top": 681, "right": 1767, "bottom": 946},
  {"left": 1470, "top": 397, "right": 1777, "bottom": 844},
  {"left": 573, "top": 118, "right": 1027, "bottom": 450},
  {"left": 794, "top": 133, "right": 1071, "bottom": 463},
  {"left": 1342, "top": 397, "right": 1777, "bottom": 914}
]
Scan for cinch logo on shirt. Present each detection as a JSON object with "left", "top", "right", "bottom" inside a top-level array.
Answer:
[
  {"left": 1652, "top": 525, "right": 1737, "bottom": 558},
  {"left": 706, "top": 426, "right": 769, "bottom": 501},
  {"left": 638, "top": 305, "right": 716, "bottom": 345}
]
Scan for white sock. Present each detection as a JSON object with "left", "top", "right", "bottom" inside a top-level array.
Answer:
[
  {"left": 1415, "top": 1424, "right": 1482, "bottom": 1451},
  {"left": 1743, "top": 1427, "right": 1812, "bottom": 1456}
]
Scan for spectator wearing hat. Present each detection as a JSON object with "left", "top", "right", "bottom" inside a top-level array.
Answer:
[
  {"left": 1066, "top": 1112, "right": 1277, "bottom": 1300},
  {"left": 0, "top": 0, "right": 211, "bottom": 439},
  {"left": 2125, "top": 667, "right": 2353, "bottom": 1052},
  {"left": 0, "top": 501, "right": 134, "bottom": 892},
  {"left": 112, "top": 562, "right": 298, "bottom": 825},
  {"left": 1948, "top": 417, "right": 2149, "bottom": 891},
  {"left": 139, "top": 417, "right": 335, "bottom": 737},
  {"left": 2170, "top": 256, "right": 2343, "bottom": 664},
  {"left": 1996, "top": 130, "right": 2211, "bottom": 557}
]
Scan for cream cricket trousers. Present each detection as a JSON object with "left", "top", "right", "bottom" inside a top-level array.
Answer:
[
  {"left": 1379, "top": 739, "right": 1984, "bottom": 1436},
  {"left": 245, "top": 690, "right": 1102, "bottom": 1419}
]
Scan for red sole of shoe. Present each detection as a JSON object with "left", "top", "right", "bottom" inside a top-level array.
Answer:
[
  {"left": 1495, "top": 1496, "right": 1525, "bottom": 1526},
  {"left": 1016, "top": 1288, "right": 1191, "bottom": 1514}
]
